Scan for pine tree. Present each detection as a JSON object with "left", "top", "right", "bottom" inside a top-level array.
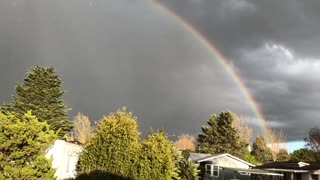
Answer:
[
  {"left": 197, "top": 111, "right": 248, "bottom": 158},
  {"left": 0, "top": 111, "right": 57, "bottom": 179},
  {"left": 76, "top": 107, "right": 140, "bottom": 179},
  {"left": 1, "top": 65, "right": 72, "bottom": 137}
]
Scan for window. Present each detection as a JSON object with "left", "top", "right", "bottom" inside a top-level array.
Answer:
[
  {"left": 213, "top": 165, "right": 219, "bottom": 176},
  {"left": 205, "top": 164, "right": 211, "bottom": 176},
  {"left": 205, "top": 164, "right": 219, "bottom": 177},
  {"left": 312, "top": 174, "right": 318, "bottom": 180}
]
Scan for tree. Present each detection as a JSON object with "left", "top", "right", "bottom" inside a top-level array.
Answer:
[
  {"left": 176, "top": 159, "right": 199, "bottom": 180},
  {"left": 72, "top": 112, "right": 93, "bottom": 144},
  {"left": 231, "top": 115, "right": 253, "bottom": 163},
  {"left": 290, "top": 148, "right": 318, "bottom": 162},
  {"left": 175, "top": 134, "right": 196, "bottom": 151},
  {"left": 76, "top": 107, "right": 140, "bottom": 179},
  {"left": 251, "top": 135, "right": 272, "bottom": 164},
  {"left": 243, "top": 153, "right": 258, "bottom": 165},
  {"left": 1, "top": 65, "right": 72, "bottom": 137},
  {"left": 135, "top": 130, "right": 177, "bottom": 180},
  {"left": 232, "top": 115, "right": 252, "bottom": 146},
  {"left": 266, "top": 128, "right": 287, "bottom": 161},
  {"left": 305, "top": 127, "right": 320, "bottom": 153},
  {"left": 197, "top": 111, "right": 248, "bottom": 158},
  {"left": 276, "top": 148, "right": 290, "bottom": 161},
  {"left": 0, "top": 111, "right": 57, "bottom": 179}
]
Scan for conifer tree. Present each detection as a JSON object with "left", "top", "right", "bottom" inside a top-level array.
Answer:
[
  {"left": 135, "top": 129, "right": 176, "bottom": 180},
  {"left": 1, "top": 65, "right": 72, "bottom": 137},
  {"left": 76, "top": 107, "right": 140, "bottom": 179},
  {"left": 197, "top": 111, "right": 248, "bottom": 158},
  {"left": 0, "top": 111, "right": 57, "bottom": 179}
]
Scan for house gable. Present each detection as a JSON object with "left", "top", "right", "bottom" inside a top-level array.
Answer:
[
  {"left": 196, "top": 153, "right": 254, "bottom": 169},
  {"left": 189, "top": 153, "right": 282, "bottom": 179}
]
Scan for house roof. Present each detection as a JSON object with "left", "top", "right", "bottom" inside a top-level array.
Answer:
[
  {"left": 256, "top": 161, "right": 320, "bottom": 171},
  {"left": 225, "top": 167, "right": 283, "bottom": 176},
  {"left": 188, "top": 152, "right": 212, "bottom": 161},
  {"left": 190, "top": 153, "right": 255, "bottom": 167}
]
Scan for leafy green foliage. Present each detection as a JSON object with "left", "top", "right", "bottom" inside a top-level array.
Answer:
[
  {"left": 197, "top": 111, "right": 248, "bottom": 158},
  {"left": 76, "top": 107, "right": 140, "bottom": 179},
  {"left": 181, "top": 149, "right": 193, "bottom": 159},
  {"left": 176, "top": 158, "right": 200, "bottom": 180},
  {"left": 0, "top": 111, "right": 57, "bottom": 179},
  {"left": 76, "top": 170, "right": 133, "bottom": 180},
  {"left": 251, "top": 136, "right": 272, "bottom": 164},
  {"left": 135, "top": 130, "right": 177, "bottom": 180},
  {"left": 243, "top": 153, "right": 258, "bottom": 165},
  {"left": 1, "top": 65, "right": 72, "bottom": 137},
  {"left": 77, "top": 108, "right": 182, "bottom": 180},
  {"left": 290, "top": 148, "right": 318, "bottom": 162}
]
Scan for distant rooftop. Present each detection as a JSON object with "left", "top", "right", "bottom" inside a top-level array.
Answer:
[{"left": 257, "top": 161, "right": 320, "bottom": 171}]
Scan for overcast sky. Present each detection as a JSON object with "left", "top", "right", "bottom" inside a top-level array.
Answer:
[{"left": 1, "top": 0, "right": 319, "bottom": 149}]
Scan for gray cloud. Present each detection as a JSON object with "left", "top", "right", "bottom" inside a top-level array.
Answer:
[
  {"left": 160, "top": 0, "right": 320, "bottom": 141},
  {"left": 0, "top": 0, "right": 253, "bottom": 138},
  {"left": 1, "top": 0, "right": 319, "bottom": 143}
]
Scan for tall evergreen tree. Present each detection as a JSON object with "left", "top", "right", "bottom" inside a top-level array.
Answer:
[
  {"left": 0, "top": 111, "right": 57, "bottom": 179},
  {"left": 197, "top": 111, "right": 248, "bottom": 158},
  {"left": 76, "top": 107, "right": 140, "bottom": 179},
  {"left": 1, "top": 65, "right": 72, "bottom": 137}
]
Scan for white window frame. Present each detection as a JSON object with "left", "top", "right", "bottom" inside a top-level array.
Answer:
[
  {"left": 205, "top": 164, "right": 219, "bottom": 177},
  {"left": 311, "top": 174, "right": 318, "bottom": 180}
]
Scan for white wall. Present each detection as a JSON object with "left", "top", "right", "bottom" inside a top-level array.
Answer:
[{"left": 46, "top": 140, "right": 83, "bottom": 180}]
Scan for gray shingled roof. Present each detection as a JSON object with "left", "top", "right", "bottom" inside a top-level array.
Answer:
[{"left": 188, "top": 152, "right": 212, "bottom": 161}]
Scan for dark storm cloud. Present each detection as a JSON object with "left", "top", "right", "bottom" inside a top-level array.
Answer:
[
  {"left": 2, "top": 0, "right": 319, "bottom": 143},
  {"left": 0, "top": 0, "right": 253, "bottom": 138},
  {"left": 160, "top": 0, "right": 320, "bottom": 141}
]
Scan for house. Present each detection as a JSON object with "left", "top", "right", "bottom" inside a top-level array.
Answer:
[
  {"left": 189, "top": 153, "right": 283, "bottom": 180},
  {"left": 255, "top": 161, "right": 320, "bottom": 180},
  {"left": 46, "top": 140, "right": 83, "bottom": 180}
]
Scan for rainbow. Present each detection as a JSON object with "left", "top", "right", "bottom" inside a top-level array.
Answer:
[{"left": 150, "top": 0, "right": 269, "bottom": 142}]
